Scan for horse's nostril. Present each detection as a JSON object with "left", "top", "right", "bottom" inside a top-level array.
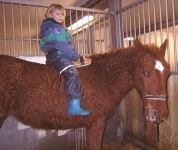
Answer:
[{"left": 145, "top": 108, "right": 160, "bottom": 122}]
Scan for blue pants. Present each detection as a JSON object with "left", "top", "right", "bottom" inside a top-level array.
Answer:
[{"left": 46, "top": 58, "right": 83, "bottom": 100}]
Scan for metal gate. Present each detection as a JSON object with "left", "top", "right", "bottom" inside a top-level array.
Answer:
[
  {"left": 118, "top": 0, "right": 178, "bottom": 72},
  {"left": 0, "top": 0, "right": 113, "bottom": 150},
  {"left": 0, "top": 0, "right": 113, "bottom": 57}
]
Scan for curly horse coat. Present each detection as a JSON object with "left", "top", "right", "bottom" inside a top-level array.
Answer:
[{"left": 0, "top": 39, "right": 170, "bottom": 150}]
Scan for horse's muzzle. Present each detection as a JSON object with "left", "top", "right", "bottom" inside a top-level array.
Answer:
[{"left": 145, "top": 108, "right": 161, "bottom": 123}]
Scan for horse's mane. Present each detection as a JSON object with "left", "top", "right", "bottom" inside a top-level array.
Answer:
[
  {"left": 88, "top": 47, "right": 130, "bottom": 65},
  {"left": 89, "top": 43, "right": 163, "bottom": 65},
  {"left": 140, "top": 44, "right": 163, "bottom": 57}
]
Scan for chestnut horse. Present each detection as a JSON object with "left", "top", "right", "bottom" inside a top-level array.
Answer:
[{"left": 0, "top": 39, "right": 170, "bottom": 150}]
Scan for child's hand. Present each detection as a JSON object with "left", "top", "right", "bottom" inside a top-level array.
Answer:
[{"left": 80, "top": 56, "right": 85, "bottom": 65}]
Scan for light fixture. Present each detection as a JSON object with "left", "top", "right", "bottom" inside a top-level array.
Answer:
[
  {"left": 124, "top": 37, "right": 134, "bottom": 41},
  {"left": 67, "top": 15, "right": 94, "bottom": 32}
]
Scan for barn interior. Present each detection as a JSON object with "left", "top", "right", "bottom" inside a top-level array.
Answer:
[{"left": 0, "top": 0, "right": 178, "bottom": 150}]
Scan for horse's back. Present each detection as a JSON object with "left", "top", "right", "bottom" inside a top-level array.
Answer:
[
  {"left": 0, "top": 55, "right": 106, "bottom": 129},
  {"left": 0, "top": 55, "right": 71, "bottom": 128}
]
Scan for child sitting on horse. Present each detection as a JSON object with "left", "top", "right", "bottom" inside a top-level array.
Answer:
[{"left": 39, "top": 4, "right": 91, "bottom": 116}]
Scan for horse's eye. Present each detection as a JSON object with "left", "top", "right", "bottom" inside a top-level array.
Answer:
[{"left": 142, "top": 70, "right": 150, "bottom": 77}]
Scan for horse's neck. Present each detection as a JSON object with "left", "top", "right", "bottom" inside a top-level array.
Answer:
[{"left": 101, "top": 48, "right": 137, "bottom": 102}]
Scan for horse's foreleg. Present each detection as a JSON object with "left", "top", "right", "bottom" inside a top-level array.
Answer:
[
  {"left": 0, "top": 92, "right": 7, "bottom": 128},
  {"left": 86, "top": 117, "right": 106, "bottom": 150},
  {"left": 0, "top": 112, "right": 6, "bottom": 128}
]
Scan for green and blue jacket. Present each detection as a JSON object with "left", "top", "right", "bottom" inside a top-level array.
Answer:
[{"left": 39, "top": 18, "right": 80, "bottom": 69}]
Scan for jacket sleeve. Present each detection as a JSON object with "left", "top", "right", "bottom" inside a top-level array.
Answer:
[{"left": 40, "top": 27, "right": 80, "bottom": 61}]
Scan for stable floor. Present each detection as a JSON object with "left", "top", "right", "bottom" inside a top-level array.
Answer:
[{"left": 35, "top": 136, "right": 142, "bottom": 150}]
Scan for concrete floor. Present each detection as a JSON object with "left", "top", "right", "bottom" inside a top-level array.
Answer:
[
  {"left": 35, "top": 135, "right": 142, "bottom": 150},
  {"left": 103, "top": 140, "right": 143, "bottom": 150},
  {"left": 35, "top": 136, "right": 75, "bottom": 150}
]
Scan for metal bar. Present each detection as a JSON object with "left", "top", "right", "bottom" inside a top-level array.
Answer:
[
  {"left": 116, "top": 12, "right": 120, "bottom": 48},
  {"left": 171, "top": 0, "right": 177, "bottom": 72},
  {"left": 117, "top": 11, "right": 122, "bottom": 48},
  {"left": 84, "top": 128, "right": 87, "bottom": 149},
  {"left": 28, "top": 5, "right": 32, "bottom": 54},
  {"left": 133, "top": 7, "right": 136, "bottom": 38},
  {"left": 117, "top": 0, "right": 123, "bottom": 48},
  {"left": 66, "top": 6, "right": 112, "bottom": 15},
  {"left": 124, "top": 7, "right": 178, "bottom": 41},
  {"left": 137, "top": 4, "right": 141, "bottom": 36},
  {"left": 117, "top": 0, "right": 147, "bottom": 13},
  {"left": 98, "top": 14, "right": 101, "bottom": 53},
  {"left": 78, "top": 129, "right": 80, "bottom": 150},
  {"left": 165, "top": 0, "right": 170, "bottom": 63},
  {"left": 16, "top": 4, "right": 20, "bottom": 56},
  {"left": 93, "top": 12, "right": 96, "bottom": 53},
  {"left": 125, "top": 11, "right": 128, "bottom": 46},
  {"left": 107, "top": 0, "right": 117, "bottom": 48},
  {"left": 81, "top": 10, "right": 85, "bottom": 55},
  {"left": 81, "top": 128, "right": 83, "bottom": 150},
  {"left": 121, "top": 11, "right": 125, "bottom": 45},
  {"left": 19, "top": 4, "right": 23, "bottom": 55},
  {"left": 158, "top": 0, "right": 163, "bottom": 44},
  {"left": 11, "top": 3, "right": 15, "bottom": 56},
  {"left": 82, "top": 128, "right": 85, "bottom": 149},
  {"left": 43, "top": 6, "right": 46, "bottom": 19},
  {"left": 35, "top": 7, "right": 39, "bottom": 55},
  {"left": 129, "top": 9, "right": 132, "bottom": 39},
  {"left": 75, "top": 129, "right": 78, "bottom": 150},
  {"left": 69, "top": 9, "right": 76, "bottom": 54},
  {"left": 0, "top": 38, "right": 42, "bottom": 41},
  {"left": 147, "top": 0, "right": 151, "bottom": 44},
  {"left": 69, "top": 9, "right": 73, "bottom": 33},
  {"left": 114, "top": 0, "right": 119, "bottom": 48},
  {"left": 68, "top": 9, "right": 74, "bottom": 51},
  {"left": 0, "top": 0, "right": 50, "bottom": 7},
  {"left": 2, "top": 2, "right": 7, "bottom": 54},
  {"left": 87, "top": 11, "right": 91, "bottom": 54},
  {"left": 142, "top": 3, "right": 146, "bottom": 44},
  {"left": 75, "top": 10, "right": 79, "bottom": 53},
  {"left": 1, "top": 0, "right": 112, "bottom": 14},
  {"left": 153, "top": 0, "right": 157, "bottom": 44},
  {"left": 104, "top": 14, "right": 106, "bottom": 51},
  {"left": 108, "top": 13, "right": 113, "bottom": 49}
]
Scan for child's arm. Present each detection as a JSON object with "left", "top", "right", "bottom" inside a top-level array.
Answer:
[
  {"left": 53, "top": 41, "right": 80, "bottom": 61},
  {"left": 40, "top": 28, "right": 80, "bottom": 61},
  {"left": 80, "top": 56, "right": 85, "bottom": 65}
]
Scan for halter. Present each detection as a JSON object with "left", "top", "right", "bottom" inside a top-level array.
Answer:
[{"left": 144, "top": 95, "right": 167, "bottom": 101}]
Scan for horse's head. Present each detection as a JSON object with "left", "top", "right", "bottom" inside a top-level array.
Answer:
[{"left": 133, "top": 39, "right": 170, "bottom": 124}]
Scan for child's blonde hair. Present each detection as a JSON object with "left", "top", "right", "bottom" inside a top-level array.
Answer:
[{"left": 45, "top": 4, "right": 65, "bottom": 19}]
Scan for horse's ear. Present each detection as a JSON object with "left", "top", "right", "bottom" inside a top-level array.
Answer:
[
  {"left": 159, "top": 39, "right": 168, "bottom": 57},
  {"left": 133, "top": 38, "right": 143, "bottom": 48}
]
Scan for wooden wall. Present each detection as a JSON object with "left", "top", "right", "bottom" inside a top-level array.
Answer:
[
  {"left": 120, "top": 75, "right": 178, "bottom": 150},
  {"left": 159, "top": 75, "right": 178, "bottom": 150},
  {"left": 118, "top": 88, "right": 146, "bottom": 142}
]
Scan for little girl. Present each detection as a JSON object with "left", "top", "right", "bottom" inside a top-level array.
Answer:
[{"left": 39, "top": 4, "right": 91, "bottom": 116}]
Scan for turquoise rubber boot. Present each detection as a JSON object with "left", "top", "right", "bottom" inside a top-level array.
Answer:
[{"left": 68, "top": 99, "right": 91, "bottom": 116}]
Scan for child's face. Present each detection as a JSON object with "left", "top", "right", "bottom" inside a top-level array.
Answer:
[{"left": 49, "top": 8, "right": 65, "bottom": 24}]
